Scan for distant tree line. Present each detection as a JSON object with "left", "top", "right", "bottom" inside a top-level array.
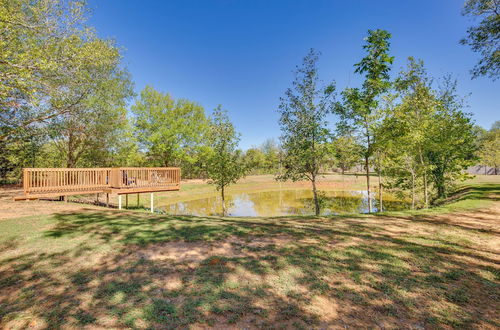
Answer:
[{"left": 0, "top": 0, "right": 498, "bottom": 216}]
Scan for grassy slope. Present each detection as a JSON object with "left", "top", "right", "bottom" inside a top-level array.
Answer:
[{"left": 0, "top": 181, "right": 498, "bottom": 329}]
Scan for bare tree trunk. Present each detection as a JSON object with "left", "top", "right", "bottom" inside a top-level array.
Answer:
[
  {"left": 312, "top": 174, "right": 320, "bottom": 216},
  {"left": 423, "top": 171, "right": 428, "bottom": 208},
  {"left": 221, "top": 186, "right": 226, "bottom": 216},
  {"left": 378, "top": 173, "right": 383, "bottom": 213},
  {"left": 364, "top": 119, "right": 372, "bottom": 213},
  {"left": 411, "top": 172, "right": 416, "bottom": 210},
  {"left": 377, "top": 153, "right": 383, "bottom": 212},
  {"left": 419, "top": 148, "right": 428, "bottom": 208},
  {"left": 365, "top": 154, "right": 372, "bottom": 213}
]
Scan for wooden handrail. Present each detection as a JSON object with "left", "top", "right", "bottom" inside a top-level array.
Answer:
[{"left": 22, "top": 167, "right": 181, "bottom": 196}]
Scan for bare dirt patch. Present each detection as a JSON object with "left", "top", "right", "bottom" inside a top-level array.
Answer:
[
  {"left": 134, "top": 234, "right": 299, "bottom": 264},
  {"left": 0, "top": 186, "right": 109, "bottom": 220}
]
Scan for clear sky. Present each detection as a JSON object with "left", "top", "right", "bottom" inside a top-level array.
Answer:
[{"left": 87, "top": 0, "right": 498, "bottom": 150}]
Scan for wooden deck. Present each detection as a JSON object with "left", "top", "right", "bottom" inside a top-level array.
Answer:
[{"left": 15, "top": 167, "right": 181, "bottom": 200}]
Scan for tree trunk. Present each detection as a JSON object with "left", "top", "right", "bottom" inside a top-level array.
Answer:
[
  {"left": 377, "top": 153, "right": 383, "bottom": 212},
  {"left": 423, "top": 171, "right": 428, "bottom": 208},
  {"left": 411, "top": 172, "right": 416, "bottom": 210},
  {"left": 221, "top": 186, "right": 226, "bottom": 216},
  {"left": 418, "top": 149, "right": 428, "bottom": 208},
  {"left": 365, "top": 154, "right": 372, "bottom": 213},
  {"left": 378, "top": 171, "right": 383, "bottom": 213},
  {"left": 364, "top": 118, "right": 372, "bottom": 213},
  {"left": 312, "top": 174, "right": 320, "bottom": 216}
]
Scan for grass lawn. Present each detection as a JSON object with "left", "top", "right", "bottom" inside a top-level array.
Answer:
[{"left": 0, "top": 181, "right": 499, "bottom": 328}]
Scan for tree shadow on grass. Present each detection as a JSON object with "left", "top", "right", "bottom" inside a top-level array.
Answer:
[
  {"left": 1, "top": 210, "right": 499, "bottom": 328},
  {"left": 437, "top": 184, "right": 500, "bottom": 204}
]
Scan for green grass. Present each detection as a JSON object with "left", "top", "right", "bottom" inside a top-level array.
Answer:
[{"left": 0, "top": 181, "right": 499, "bottom": 328}]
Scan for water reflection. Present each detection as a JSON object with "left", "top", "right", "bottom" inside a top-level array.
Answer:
[{"left": 160, "top": 190, "right": 409, "bottom": 217}]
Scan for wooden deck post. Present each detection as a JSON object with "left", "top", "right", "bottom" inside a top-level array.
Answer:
[
  {"left": 125, "top": 194, "right": 128, "bottom": 209},
  {"left": 106, "top": 193, "right": 109, "bottom": 207},
  {"left": 150, "top": 193, "right": 154, "bottom": 213},
  {"left": 118, "top": 195, "right": 122, "bottom": 210},
  {"left": 137, "top": 193, "right": 140, "bottom": 208}
]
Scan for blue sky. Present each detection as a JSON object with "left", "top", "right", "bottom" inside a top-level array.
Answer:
[{"left": 88, "top": 0, "right": 498, "bottom": 150}]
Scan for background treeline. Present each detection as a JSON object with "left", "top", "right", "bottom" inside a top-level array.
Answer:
[{"left": 1, "top": 0, "right": 498, "bottom": 212}]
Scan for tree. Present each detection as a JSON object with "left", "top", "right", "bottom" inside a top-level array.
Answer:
[
  {"left": 277, "top": 49, "right": 335, "bottom": 216},
  {"left": 334, "top": 30, "right": 394, "bottom": 213},
  {"left": 260, "top": 138, "right": 280, "bottom": 172},
  {"left": 131, "top": 86, "right": 210, "bottom": 168},
  {"left": 390, "top": 57, "right": 439, "bottom": 207},
  {"left": 426, "top": 77, "right": 479, "bottom": 199},
  {"left": 206, "top": 106, "right": 246, "bottom": 216},
  {"left": 243, "top": 148, "right": 266, "bottom": 173},
  {"left": 0, "top": 0, "right": 127, "bottom": 140},
  {"left": 331, "top": 134, "right": 362, "bottom": 175},
  {"left": 48, "top": 68, "right": 134, "bottom": 167},
  {"left": 460, "top": 0, "right": 500, "bottom": 80},
  {"left": 478, "top": 121, "right": 500, "bottom": 174}
]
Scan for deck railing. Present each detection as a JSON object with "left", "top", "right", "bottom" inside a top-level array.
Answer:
[
  {"left": 109, "top": 167, "right": 181, "bottom": 189},
  {"left": 22, "top": 167, "right": 181, "bottom": 196}
]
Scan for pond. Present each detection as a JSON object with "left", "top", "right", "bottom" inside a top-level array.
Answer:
[{"left": 159, "top": 189, "right": 409, "bottom": 217}]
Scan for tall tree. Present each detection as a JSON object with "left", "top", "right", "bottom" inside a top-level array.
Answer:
[
  {"left": 131, "top": 86, "right": 210, "bottom": 168},
  {"left": 0, "top": 0, "right": 126, "bottom": 140},
  {"left": 460, "top": 0, "right": 500, "bottom": 80},
  {"left": 206, "top": 106, "right": 246, "bottom": 216},
  {"left": 426, "top": 77, "right": 479, "bottom": 199},
  {"left": 277, "top": 49, "right": 335, "bottom": 216},
  {"left": 48, "top": 68, "right": 134, "bottom": 167},
  {"left": 334, "top": 30, "right": 394, "bottom": 212},
  {"left": 391, "top": 57, "right": 438, "bottom": 207}
]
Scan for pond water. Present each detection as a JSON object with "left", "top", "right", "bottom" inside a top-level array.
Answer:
[{"left": 159, "top": 190, "right": 409, "bottom": 217}]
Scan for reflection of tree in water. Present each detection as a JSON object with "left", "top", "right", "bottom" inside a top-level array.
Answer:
[
  {"left": 248, "top": 190, "right": 313, "bottom": 216},
  {"left": 165, "top": 195, "right": 235, "bottom": 216},
  {"left": 373, "top": 198, "right": 410, "bottom": 212},
  {"left": 163, "top": 190, "right": 410, "bottom": 217},
  {"left": 322, "top": 192, "right": 365, "bottom": 214}
]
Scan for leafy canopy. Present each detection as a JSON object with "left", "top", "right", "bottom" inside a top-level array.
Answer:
[
  {"left": 206, "top": 105, "right": 246, "bottom": 192},
  {"left": 131, "top": 86, "right": 209, "bottom": 167},
  {"left": 460, "top": 0, "right": 500, "bottom": 79}
]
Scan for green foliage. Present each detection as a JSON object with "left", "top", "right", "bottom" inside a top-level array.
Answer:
[
  {"left": 334, "top": 29, "right": 394, "bottom": 212},
  {"left": 0, "top": 0, "right": 136, "bottom": 176},
  {"left": 48, "top": 68, "right": 134, "bottom": 167},
  {"left": 131, "top": 86, "right": 210, "bottom": 170},
  {"left": 243, "top": 139, "right": 281, "bottom": 174},
  {"left": 206, "top": 106, "right": 246, "bottom": 215},
  {"left": 330, "top": 134, "right": 362, "bottom": 174},
  {"left": 243, "top": 148, "right": 266, "bottom": 172},
  {"left": 426, "top": 77, "right": 479, "bottom": 199},
  {"left": 477, "top": 121, "right": 500, "bottom": 172},
  {"left": 0, "top": 0, "right": 128, "bottom": 140},
  {"left": 278, "top": 49, "right": 335, "bottom": 215},
  {"left": 460, "top": 0, "right": 500, "bottom": 79},
  {"left": 378, "top": 59, "right": 479, "bottom": 204}
]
